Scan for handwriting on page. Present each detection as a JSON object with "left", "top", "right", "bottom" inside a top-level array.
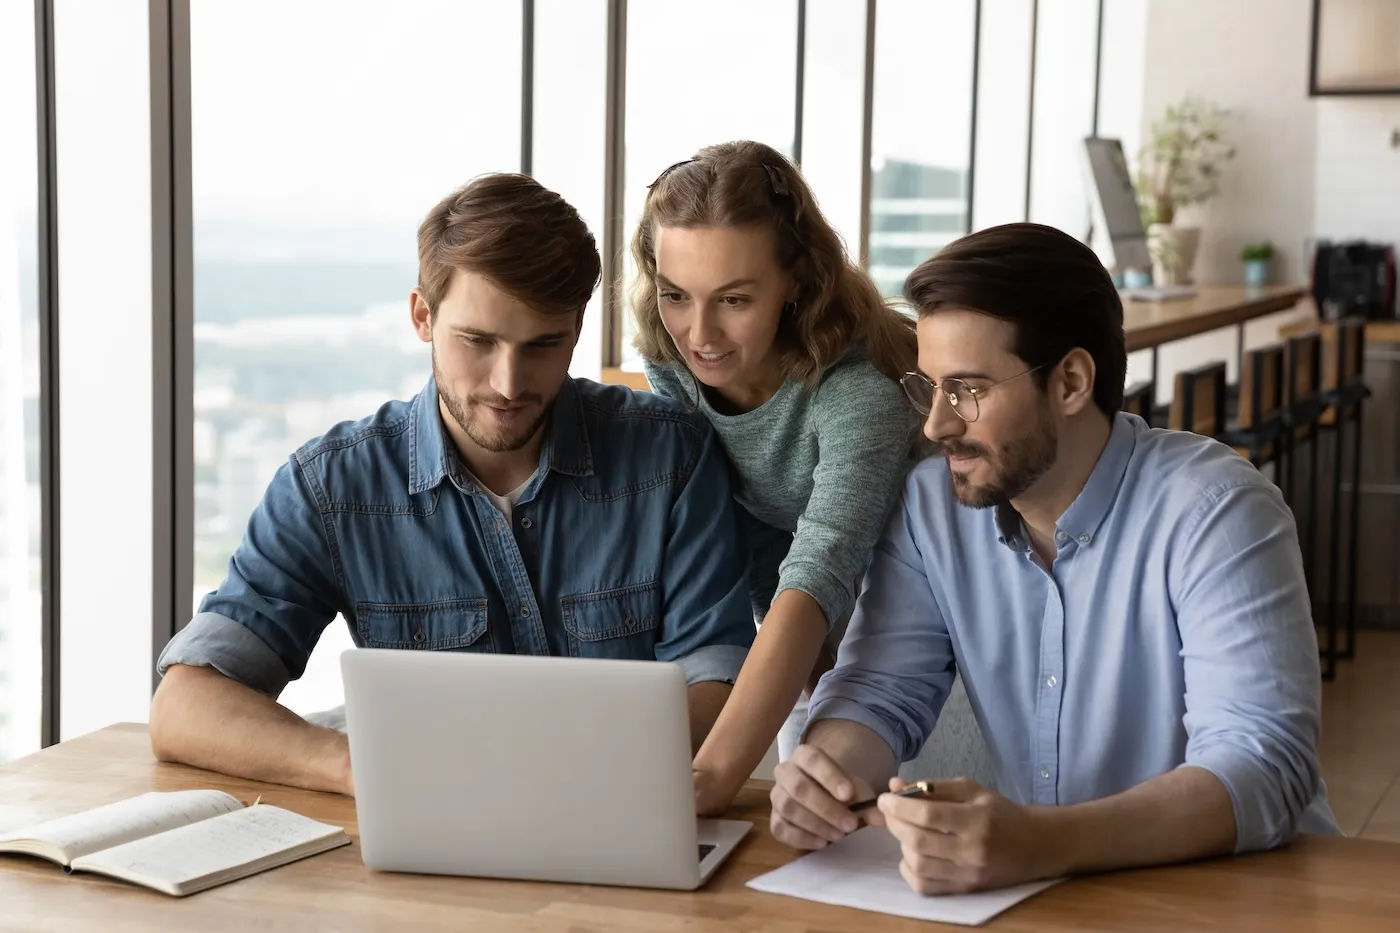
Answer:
[
  {"left": 77, "top": 805, "right": 342, "bottom": 885},
  {"left": 2, "top": 790, "right": 241, "bottom": 861}
]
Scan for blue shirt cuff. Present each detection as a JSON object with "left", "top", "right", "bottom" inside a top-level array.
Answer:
[
  {"left": 804, "top": 696, "right": 907, "bottom": 762},
  {"left": 156, "top": 611, "right": 293, "bottom": 698},
  {"left": 673, "top": 643, "right": 748, "bottom": 686},
  {"left": 1183, "top": 744, "right": 1309, "bottom": 853}
]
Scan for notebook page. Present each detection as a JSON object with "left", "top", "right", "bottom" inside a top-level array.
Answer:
[
  {"left": 71, "top": 804, "right": 347, "bottom": 889},
  {"left": 746, "top": 826, "right": 1061, "bottom": 926},
  {"left": 0, "top": 790, "right": 242, "bottom": 862}
]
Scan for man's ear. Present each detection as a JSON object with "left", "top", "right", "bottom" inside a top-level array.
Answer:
[
  {"left": 1056, "top": 348, "right": 1097, "bottom": 416},
  {"left": 410, "top": 288, "right": 433, "bottom": 344}
]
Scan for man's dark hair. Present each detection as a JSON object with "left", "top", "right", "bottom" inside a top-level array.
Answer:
[{"left": 902, "top": 222, "right": 1127, "bottom": 416}]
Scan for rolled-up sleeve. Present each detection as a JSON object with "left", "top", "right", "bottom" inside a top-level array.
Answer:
[
  {"left": 1173, "top": 481, "right": 1326, "bottom": 852},
  {"left": 156, "top": 453, "right": 344, "bottom": 698},
  {"left": 805, "top": 484, "right": 955, "bottom": 763},
  {"left": 654, "top": 424, "right": 755, "bottom": 685},
  {"left": 778, "top": 368, "right": 915, "bottom": 630}
]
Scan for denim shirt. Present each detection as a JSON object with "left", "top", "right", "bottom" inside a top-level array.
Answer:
[{"left": 157, "top": 377, "right": 755, "bottom": 697}]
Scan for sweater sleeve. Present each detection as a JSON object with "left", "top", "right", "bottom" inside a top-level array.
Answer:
[
  {"left": 776, "top": 361, "right": 916, "bottom": 630},
  {"left": 641, "top": 358, "right": 694, "bottom": 408}
]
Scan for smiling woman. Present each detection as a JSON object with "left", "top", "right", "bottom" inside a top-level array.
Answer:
[{"left": 629, "top": 140, "right": 922, "bottom": 815}]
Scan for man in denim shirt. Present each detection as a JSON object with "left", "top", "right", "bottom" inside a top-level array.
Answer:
[{"left": 149, "top": 175, "right": 755, "bottom": 796}]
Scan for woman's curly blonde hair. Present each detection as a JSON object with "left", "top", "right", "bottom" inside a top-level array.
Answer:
[{"left": 629, "top": 140, "right": 916, "bottom": 384}]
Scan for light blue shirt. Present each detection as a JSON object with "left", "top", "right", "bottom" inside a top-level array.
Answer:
[{"left": 808, "top": 412, "right": 1339, "bottom": 853}]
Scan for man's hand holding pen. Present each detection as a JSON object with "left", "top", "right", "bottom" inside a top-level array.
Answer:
[{"left": 772, "top": 745, "right": 1055, "bottom": 896}]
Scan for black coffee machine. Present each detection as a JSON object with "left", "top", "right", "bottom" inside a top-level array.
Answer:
[{"left": 1311, "top": 239, "right": 1397, "bottom": 320}]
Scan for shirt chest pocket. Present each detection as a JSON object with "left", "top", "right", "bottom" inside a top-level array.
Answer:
[
  {"left": 354, "top": 598, "right": 494, "bottom": 652},
  {"left": 559, "top": 581, "right": 661, "bottom": 660}
]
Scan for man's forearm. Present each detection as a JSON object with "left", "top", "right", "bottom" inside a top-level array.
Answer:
[
  {"left": 1037, "top": 765, "right": 1236, "bottom": 877},
  {"left": 805, "top": 717, "right": 899, "bottom": 795},
  {"left": 686, "top": 682, "right": 732, "bottom": 754},
  {"left": 149, "top": 664, "right": 352, "bottom": 796}
]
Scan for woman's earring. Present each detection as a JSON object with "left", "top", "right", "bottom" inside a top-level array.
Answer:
[{"left": 783, "top": 301, "right": 797, "bottom": 316}]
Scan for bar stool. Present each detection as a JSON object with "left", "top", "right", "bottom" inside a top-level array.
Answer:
[
  {"left": 1167, "top": 361, "right": 1228, "bottom": 438},
  {"left": 1221, "top": 343, "right": 1286, "bottom": 470},
  {"left": 1122, "top": 380, "right": 1155, "bottom": 422},
  {"left": 1281, "top": 331, "right": 1325, "bottom": 618},
  {"left": 1319, "top": 317, "right": 1370, "bottom": 667}
]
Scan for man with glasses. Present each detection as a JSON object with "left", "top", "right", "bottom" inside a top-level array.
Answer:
[{"left": 769, "top": 223, "right": 1338, "bottom": 895}]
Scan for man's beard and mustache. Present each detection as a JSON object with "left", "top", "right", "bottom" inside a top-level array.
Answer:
[
  {"left": 433, "top": 348, "right": 549, "bottom": 453},
  {"left": 934, "top": 416, "right": 1058, "bottom": 509}
]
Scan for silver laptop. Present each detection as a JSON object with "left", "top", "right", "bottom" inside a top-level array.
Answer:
[{"left": 341, "top": 649, "right": 752, "bottom": 890}]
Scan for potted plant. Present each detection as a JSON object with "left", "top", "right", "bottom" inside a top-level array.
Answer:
[
  {"left": 1240, "top": 241, "right": 1274, "bottom": 287},
  {"left": 1135, "top": 96, "right": 1236, "bottom": 286}
]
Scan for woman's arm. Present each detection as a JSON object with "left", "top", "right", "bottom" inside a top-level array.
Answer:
[
  {"left": 692, "top": 362, "right": 917, "bottom": 814},
  {"left": 692, "top": 588, "right": 828, "bottom": 814}
]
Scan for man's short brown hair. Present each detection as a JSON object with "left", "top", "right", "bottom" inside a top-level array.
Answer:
[
  {"left": 417, "top": 173, "right": 601, "bottom": 319},
  {"left": 903, "top": 223, "right": 1127, "bottom": 416}
]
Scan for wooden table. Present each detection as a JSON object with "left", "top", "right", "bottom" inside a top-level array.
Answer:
[
  {"left": 1121, "top": 284, "right": 1305, "bottom": 352},
  {"left": 4, "top": 724, "right": 1400, "bottom": 932}
]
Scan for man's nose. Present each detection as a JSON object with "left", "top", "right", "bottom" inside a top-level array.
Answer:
[{"left": 922, "top": 389, "right": 966, "bottom": 443}]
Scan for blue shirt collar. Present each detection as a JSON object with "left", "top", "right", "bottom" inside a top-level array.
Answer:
[
  {"left": 995, "top": 412, "right": 1138, "bottom": 552},
  {"left": 408, "top": 376, "right": 594, "bottom": 496}
]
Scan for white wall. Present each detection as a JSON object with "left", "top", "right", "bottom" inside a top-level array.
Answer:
[
  {"left": 1141, "top": 0, "right": 1318, "bottom": 288},
  {"left": 1315, "top": 98, "right": 1400, "bottom": 248},
  {"left": 1134, "top": 0, "right": 1400, "bottom": 396}
]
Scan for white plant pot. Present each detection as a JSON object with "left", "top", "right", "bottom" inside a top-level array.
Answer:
[{"left": 1147, "top": 223, "right": 1201, "bottom": 286}]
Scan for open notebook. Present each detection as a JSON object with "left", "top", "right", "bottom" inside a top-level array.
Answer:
[{"left": 0, "top": 789, "right": 350, "bottom": 896}]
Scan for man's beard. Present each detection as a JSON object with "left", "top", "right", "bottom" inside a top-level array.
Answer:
[
  {"left": 935, "top": 417, "right": 1058, "bottom": 509},
  {"left": 433, "top": 349, "right": 549, "bottom": 453}
]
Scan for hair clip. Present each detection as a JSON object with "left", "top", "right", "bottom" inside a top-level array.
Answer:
[
  {"left": 762, "top": 163, "right": 791, "bottom": 197},
  {"left": 647, "top": 159, "right": 697, "bottom": 189}
]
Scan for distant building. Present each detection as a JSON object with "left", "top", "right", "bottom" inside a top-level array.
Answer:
[{"left": 867, "top": 158, "right": 967, "bottom": 298}]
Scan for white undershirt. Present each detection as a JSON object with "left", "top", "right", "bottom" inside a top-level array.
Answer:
[{"left": 465, "top": 468, "right": 536, "bottom": 524}]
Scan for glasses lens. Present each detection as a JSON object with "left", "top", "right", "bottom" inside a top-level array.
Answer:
[
  {"left": 900, "top": 373, "right": 932, "bottom": 415},
  {"left": 945, "top": 379, "right": 978, "bottom": 422}
]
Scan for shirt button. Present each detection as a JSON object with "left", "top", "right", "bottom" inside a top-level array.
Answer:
[
  {"left": 520, "top": 605, "right": 531, "bottom": 618},
  {"left": 1046, "top": 674, "right": 1058, "bottom": 687},
  {"left": 1040, "top": 767, "right": 1051, "bottom": 780},
  {"left": 1055, "top": 531, "right": 1067, "bottom": 543},
  {"left": 520, "top": 517, "right": 533, "bottom": 529},
  {"left": 1078, "top": 532, "right": 1090, "bottom": 544}
]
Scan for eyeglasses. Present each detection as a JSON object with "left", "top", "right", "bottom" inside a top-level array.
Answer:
[{"left": 899, "top": 366, "right": 1044, "bottom": 422}]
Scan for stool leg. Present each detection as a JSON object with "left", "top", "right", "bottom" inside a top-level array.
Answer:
[
  {"left": 1305, "top": 426, "right": 1319, "bottom": 598},
  {"left": 1325, "top": 417, "right": 1344, "bottom": 679},
  {"left": 1342, "top": 401, "right": 1364, "bottom": 661}
]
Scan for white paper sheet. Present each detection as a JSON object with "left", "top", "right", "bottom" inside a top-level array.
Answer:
[{"left": 746, "top": 826, "right": 1061, "bottom": 926}]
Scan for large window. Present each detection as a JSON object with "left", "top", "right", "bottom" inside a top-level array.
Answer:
[
  {"left": 799, "top": 0, "right": 871, "bottom": 262},
  {"left": 867, "top": 0, "right": 978, "bottom": 297},
  {"left": 190, "top": 1, "right": 522, "bottom": 717},
  {"left": 0, "top": 0, "right": 42, "bottom": 762},
  {"left": 971, "top": 0, "right": 1035, "bottom": 231},
  {"left": 617, "top": 0, "right": 799, "bottom": 370},
  {"left": 1026, "top": 0, "right": 1101, "bottom": 237},
  {"left": 55, "top": 0, "right": 155, "bottom": 739},
  {"left": 533, "top": 0, "right": 608, "bottom": 383}
]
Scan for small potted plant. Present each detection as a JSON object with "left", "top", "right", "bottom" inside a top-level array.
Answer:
[
  {"left": 1135, "top": 96, "right": 1236, "bottom": 285},
  {"left": 1240, "top": 241, "right": 1274, "bottom": 287}
]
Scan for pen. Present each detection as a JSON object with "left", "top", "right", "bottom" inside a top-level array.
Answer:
[{"left": 848, "top": 779, "right": 933, "bottom": 812}]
